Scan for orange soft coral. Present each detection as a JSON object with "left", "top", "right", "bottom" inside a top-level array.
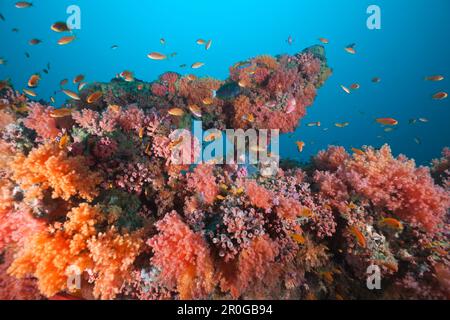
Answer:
[
  {"left": 8, "top": 203, "right": 143, "bottom": 299},
  {"left": 147, "top": 211, "right": 215, "bottom": 299},
  {"left": 12, "top": 143, "right": 102, "bottom": 202},
  {"left": 87, "top": 227, "right": 143, "bottom": 300},
  {"left": 7, "top": 204, "right": 100, "bottom": 297}
]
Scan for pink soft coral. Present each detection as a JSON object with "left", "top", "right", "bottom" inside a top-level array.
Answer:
[
  {"left": 23, "top": 102, "right": 60, "bottom": 139},
  {"left": 187, "top": 165, "right": 219, "bottom": 205},
  {"left": 244, "top": 180, "right": 273, "bottom": 210},
  {"left": 316, "top": 145, "right": 450, "bottom": 233},
  {"left": 147, "top": 211, "right": 215, "bottom": 299},
  {"left": 314, "top": 145, "right": 350, "bottom": 171}
]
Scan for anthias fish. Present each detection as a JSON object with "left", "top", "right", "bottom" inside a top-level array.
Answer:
[
  {"left": 58, "top": 35, "right": 76, "bottom": 45},
  {"left": 376, "top": 118, "right": 398, "bottom": 126}
]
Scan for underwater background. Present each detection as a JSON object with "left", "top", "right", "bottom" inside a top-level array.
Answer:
[{"left": 1, "top": 0, "right": 449, "bottom": 165}]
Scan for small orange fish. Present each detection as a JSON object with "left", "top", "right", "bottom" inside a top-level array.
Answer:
[
  {"left": 169, "top": 137, "right": 184, "bottom": 150},
  {"left": 108, "top": 105, "right": 121, "bottom": 113},
  {"left": 348, "top": 202, "right": 357, "bottom": 210},
  {"left": 321, "top": 271, "right": 334, "bottom": 284},
  {"left": 216, "top": 195, "right": 226, "bottom": 201},
  {"left": 340, "top": 85, "right": 351, "bottom": 94},
  {"left": 62, "top": 89, "right": 80, "bottom": 100},
  {"left": 58, "top": 133, "right": 70, "bottom": 149},
  {"left": 137, "top": 84, "right": 144, "bottom": 90},
  {"left": 139, "top": 127, "right": 144, "bottom": 139},
  {"left": 243, "top": 113, "right": 255, "bottom": 123},
  {"left": 375, "top": 260, "right": 399, "bottom": 272},
  {"left": 296, "top": 141, "right": 305, "bottom": 153},
  {"left": 29, "top": 38, "right": 41, "bottom": 45},
  {"left": 23, "top": 88, "right": 37, "bottom": 97},
  {"left": 349, "top": 225, "right": 366, "bottom": 248},
  {"left": 238, "top": 79, "right": 249, "bottom": 88},
  {"left": 300, "top": 207, "right": 313, "bottom": 217},
  {"left": 60, "top": 79, "right": 68, "bottom": 86},
  {"left": 335, "top": 122, "right": 350, "bottom": 128},
  {"left": 380, "top": 218, "right": 403, "bottom": 230},
  {"left": 425, "top": 75, "right": 444, "bottom": 81},
  {"left": 73, "top": 74, "right": 85, "bottom": 84},
  {"left": 345, "top": 46, "right": 356, "bottom": 54},
  {"left": 145, "top": 143, "right": 151, "bottom": 156},
  {"left": 351, "top": 147, "right": 364, "bottom": 155},
  {"left": 432, "top": 92, "right": 448, "bottom": 100},
  {"left": 27, "top": 74, "right": 40, "bottom": 88},
  {"left": 191, "top": 62, "right": 205, "bottom": 69},
  {"left": 291, "top": 233, "right": 305, "bottom": 245},
  {"left": 432, "top": 247, "right": 448, "bottom": 256},
  {"left": 186, "top": 74, "right": 197, "bottom": 81},
  {"left": 147, "top": 52, "right": 167, "bottom": 60},
  {"left": 376, "top": 118, "right": 398, "bottom": 126},
  {"left": 86, "top": 91, "right": 103, "bottom": 104},
  {"left": 15, "top": 1, "right": 32, "bottom": 8},
  {"left": 319, "top": 38, "right": 329, "bottom": 44},
  {"left": 168, "top": 107, "right": 185, "bottom": 116},
  {"left": 205, "top": 39, "right": 212, "bottom": 50},
  {"left": 51, "top": 22, "right": 70, "bottom": 32},
  {"left": 350, "top": 83, "right": 360, "bottom": 90},
  {"left": 196, "top": 39, "right": 206, "bottom": 45},
  {"left": 189, "top": 104, "right": 202, "bottom": 118},
  {"left": 120, "top": 70, "right": 134, "bottom": 82},
  {"left": 202, "top": 97, "right": 214, "bottom": 105},
  {"left": 204, "top": 132, "right": 220, "bottom": 142},
  {"left": 57, "top": 35, "right": 76, "bottom": 45},
  {"left": 78, "top": 82, "right": 87, "bottom": 91},
  {"left": 50, "top": 108, "right": 72, "bottom": 118}
]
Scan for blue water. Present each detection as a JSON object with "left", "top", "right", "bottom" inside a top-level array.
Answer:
[{"left": 1, "top": 0, "right": 449, "bottom": 165}]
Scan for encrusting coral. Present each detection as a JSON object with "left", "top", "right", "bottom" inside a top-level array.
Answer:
[{"left": 0, "top": 45, "right": 449, "bottom": 300}]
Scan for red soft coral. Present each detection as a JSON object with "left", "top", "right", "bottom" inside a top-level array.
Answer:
[
  {"left": 219, "top": 235, "right": 280, "bottom": 299},
  {"left": 147, "top": 211, "right": 215, "bottom": 299}
]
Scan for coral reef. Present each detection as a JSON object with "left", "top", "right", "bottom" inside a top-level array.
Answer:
[{"left": 0, "top": 46, "right": 449, "bottom": 301}]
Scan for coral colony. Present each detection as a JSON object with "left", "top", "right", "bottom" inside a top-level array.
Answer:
[{"left": 0, "top": 45, "right": 449, "bottom": 301}]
